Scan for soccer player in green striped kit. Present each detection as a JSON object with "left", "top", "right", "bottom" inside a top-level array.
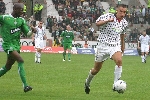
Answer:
[
  {"left": 0, "top": 3, "right": 33, "bottom": 92},
  {"left": 60, "top": 25, "right": 74, "bottom": 61}
]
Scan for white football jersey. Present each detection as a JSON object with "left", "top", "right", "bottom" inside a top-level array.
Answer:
[
  {"left": 35, "top": 26, "right": 45, "bottom": 40},
  {"left": 96, "top": 13, "right": 128, "bottom": 45},
  {"left": 139, "top": 35, "right": 150, "bottom": 45}
]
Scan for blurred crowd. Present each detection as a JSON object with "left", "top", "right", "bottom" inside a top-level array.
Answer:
[{"left": 47, "top": 0, "right": 150, "bottom": 46}]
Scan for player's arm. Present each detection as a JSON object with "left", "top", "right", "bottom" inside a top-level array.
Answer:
[
  {"left": 59, "top": 31, "right": 64, "bottom": 43},
  {"left": 137, "top": 41, "right": 141, "bottom": 50},
  {"left": 21, "top": 18, "right": 37, "bottom": 37},
  {"left": 120, "top": 34, "right": 125, "bottom": 53},
  {"left": 96, "top": 13, "right": 114, "bottom": 26},
  {"left": 137, "top": 35, "right": 141, "bottom": 49},
  {"left": 21, "top": 18, "right": 33, "bottom": 36},
  {"left": 32, "top": 33, "right": 35, "bottom": 41},
  {"left": 43, "top": 34, "right": 47, "bottom": 41},
  {"left": 30, "top": 26, "right": 37, "bottom": 33}
]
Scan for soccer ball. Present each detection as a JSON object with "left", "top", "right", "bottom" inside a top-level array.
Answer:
[{"left": 114, "top": 80, "right": 127, "bottom": 93}]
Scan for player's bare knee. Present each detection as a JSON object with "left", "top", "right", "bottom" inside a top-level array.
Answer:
[{"left": 115, "top": 58, "right": 122, "bottom": 66}]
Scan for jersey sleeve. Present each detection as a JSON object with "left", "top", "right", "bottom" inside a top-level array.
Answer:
[
  {"left": 121, "top": 20, "right": 128, "bottom": 34},
  {"left": 60, "top": 31, "right": 65, "bottom": 37},
  {"left": 21, "top": 18, "right": 30, "bottom": 36}
]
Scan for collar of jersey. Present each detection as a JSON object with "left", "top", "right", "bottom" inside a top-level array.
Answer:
[
  {"left": 9, "top": 14, "right": 21, "bottom": 18},
  {"left": 66, "top": 30, "right": 71, "bottom": 32}
]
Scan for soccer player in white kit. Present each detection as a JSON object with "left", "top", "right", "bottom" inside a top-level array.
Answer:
[
  {"left": 84, "top": 4, "right": 128, "bottom": 94},
  {"left": 138, "top": 30, "right": 150, "bottom": 63},
  {"left": 32, "top": 21, "right": 47, "bottom": 63}
]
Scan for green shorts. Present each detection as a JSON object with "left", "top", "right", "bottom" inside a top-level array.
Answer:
[
  {"left": 2, "top": 42, "right": 20, "bottom": 54},
  {"left": 63, "top": 43, "right": 72, "bottom": 50}
]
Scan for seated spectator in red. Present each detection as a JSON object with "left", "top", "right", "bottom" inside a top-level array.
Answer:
[
  {"left": 84, "top": 41, "right": 88, "bottom": 48},
  {"left": 67, "top": 10, "right": 72, "bottom": 18}
]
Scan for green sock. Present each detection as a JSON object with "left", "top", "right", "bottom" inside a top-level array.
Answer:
[
  {"left": 63, "top": 52, "right": 66, "bottom": 60},
  {"left": 18, "top": 62, "right": 28, "bottom": 87},
  {"left": 0, "top": 66, "right": 8, "bottom": 77},
  {"left": 68, "top": 53, "right": 71, "bottom": 60}
]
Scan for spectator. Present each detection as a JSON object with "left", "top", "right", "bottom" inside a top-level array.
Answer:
[
  {"left": 84, "top": 41, "right": 88, "bottom": 48},
  {"left": 23, "top": 1, "right": 27, "bottom": 16},
  {"left": 28, "top": 16, "right": 36, "bottom": 27},
  {"left": 0, "top": 0, "right": 5, "bottom": 14},
  {"left": 33, "top": 1, "right": 43, "bottom": 21},
  {"left": 146, "top": 26, "right": 150, "bottom": 35},
  {"left": 75, "top": 43, "right": 82, "bottom": 48},
  {"left": 96, "top": 0, "right": 102, "bottom": 10}
]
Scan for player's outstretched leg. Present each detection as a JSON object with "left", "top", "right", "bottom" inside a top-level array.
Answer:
[
  {"left": 63, "top": 52, "right": 66, "bottom": 61},
  {"left": 141, "top": 55, "right": 144, "bottom": 63},
  {"left": 84, "top": 70, "right": 94, "bottom": 94},
  {"left": 18, "top": 62, "right": 32, "bottom": 92},
  {"left": 113, "top": 65, "right": 122, "bottom": 91},
  {"left": 37, "top": 52, "right": 41, "bottom": 63},
  {"left": 35, "top": 51, "right": 38, "bottom": 63},
  {"left": 68, "top": 53, "right": 71, "bottom": 61}
]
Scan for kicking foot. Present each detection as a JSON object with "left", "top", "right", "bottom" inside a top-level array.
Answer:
[{"left": 24, "top": 86, "right": 32, "bottom": 93}]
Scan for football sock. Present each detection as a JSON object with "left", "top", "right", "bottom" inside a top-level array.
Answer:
[
  {"left": 114, "top": 65, "right": 122, "bottom": 84},
  {"left": 144, "top": 54, "right": 147, "bottom": 60},
  {"left": 0, "top": 66, "right": 8, "bottom": 77},
  {"left": 63, "top": 52, "right": 66, "bottom": 60},
  {"left": 37, "top": 52, "right": 41, "bottom": 62},
  {"left": 141, "top": 55, "right": 144, "bottom": 62},
  {"left": 35, "top": 52, "right": 38, "bottom": 62},
  {"left": 86, "top": 70, "right": 94, "bottom": 86},
  {"left": 68, "top": 53, "right": 71, "bottom": 60},
  {"left": 18, "top": 62, "right": 28, "bottom": 87}
]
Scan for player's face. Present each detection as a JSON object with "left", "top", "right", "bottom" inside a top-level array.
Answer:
[
  {"left": 39, "top": 22, "right": 43, "bottom": 26},
  {"left": 116, "top": 7, "right": 127, "bottom": 20},
  {"left": 142, "top": 31, "right": 146, "bottom": 36},
  {"left": 67, "top": 25, "right": 71, "bottom": 31},
  {"left": 14, "top": 5, "right": 24, "bottom": 17}
]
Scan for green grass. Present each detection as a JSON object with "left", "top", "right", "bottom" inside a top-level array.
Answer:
[{"left": 0, "top": 52, "right": 150, "bottom": 100}]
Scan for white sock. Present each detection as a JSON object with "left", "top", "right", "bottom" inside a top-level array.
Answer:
[
  {"left": 35, "top": 52, "right": 38, "bottom": 62},
  {"left": 145, "top": 54, "right": 147, "bottom": 60},
  {"left": 85, "top": 70, "right": 95, "bottom": 87},
  {"left": 141, "top": 55, "right": 144, "bottom": 62},
  {"left": 114, "top": 65, "right": 122, "bottom": 84},
  {"left": 141, "top": 55, "right": 144, "bottom": 59},
  {"left": 37, "top": 52, "right": 41, "bottom": 62}
]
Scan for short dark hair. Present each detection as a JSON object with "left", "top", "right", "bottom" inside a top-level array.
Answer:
[{"left": 116, "top": 4, "right": 127, "bottom": 8}]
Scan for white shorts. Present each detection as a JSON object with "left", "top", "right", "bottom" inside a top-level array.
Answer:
[
  {"left": 141, "top": 44, "right": 149, "bottom": 52},
  {"left": 35, "top": 39, "right": 44, "bottom": 49},
  {"left": 95, "top": 44, "right": 121, "bottom": 62}
]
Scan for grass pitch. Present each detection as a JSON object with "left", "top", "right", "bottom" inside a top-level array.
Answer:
[{"left": 0, "top": 52, "right": 150, "bottom": 100}]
